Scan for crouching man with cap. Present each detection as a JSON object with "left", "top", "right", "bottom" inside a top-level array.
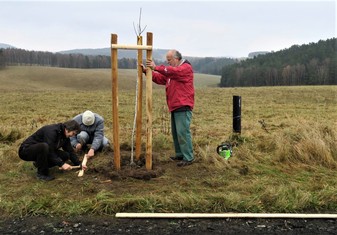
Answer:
[{"left": 71, "top": 110, "right": 110, "bottom": 159}]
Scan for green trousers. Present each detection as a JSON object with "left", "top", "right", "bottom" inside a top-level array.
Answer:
[{"left": 171, "top": 110, "right": 194, "bottom": 161}]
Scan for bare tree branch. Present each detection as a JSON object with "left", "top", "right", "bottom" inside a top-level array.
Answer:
[{"left": 133, "top": 8, "right": 147, "bottom": 37}]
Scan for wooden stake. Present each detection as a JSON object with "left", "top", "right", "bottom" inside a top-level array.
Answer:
[
  {"left": 111, "top": 34, "right": 121, "bottom": 170},
  {"left": 78, "top": 154, "right": 88, "bottom": 177},
  {"left": 145, "top": 32, "right": 153, "bottom": 170}
]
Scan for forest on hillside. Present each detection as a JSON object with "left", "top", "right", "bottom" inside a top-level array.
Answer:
[
  {"left": 0, "top": 48, "right": 236, "bottom": 75},
  {"left": 1, "top": 38, "right": 336, "bottom": 85},
  {"left": 220, "top": 38, "right": 337, "bottom": 87}
]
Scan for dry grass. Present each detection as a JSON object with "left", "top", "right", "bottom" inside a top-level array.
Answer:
[{"left": 1, "top": 66, "right": 337, "bottom": 217}]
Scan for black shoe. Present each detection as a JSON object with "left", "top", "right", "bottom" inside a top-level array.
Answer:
[
  {"left": 36, "top": 173, "right": 55, "bottom": 181},
  {"left": 177, "top": 160, "right": 194, "bottom": 167},
  {"left": 170, "top": 156, "right": 183, "bottom": 161}
]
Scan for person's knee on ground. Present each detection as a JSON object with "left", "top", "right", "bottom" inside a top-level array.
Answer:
[
  {"left": 97, "top": 137, "right": 110, "bottom": 152},
  {"left": 102, "top": 136, "right": 110, "bottom": 149},
  {"left": 103, "top": 136, "right": 109, "bottom": 147}
]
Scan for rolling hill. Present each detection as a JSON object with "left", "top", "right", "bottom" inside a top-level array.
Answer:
[
  {"left": 58, "top": 48, "right": 170, "bottom": 61},
  {"left": 0, "top": 66, "right": 221, "bottom": 91}
]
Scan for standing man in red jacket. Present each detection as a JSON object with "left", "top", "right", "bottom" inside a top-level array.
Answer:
[{"left": 145, "top": 49, "right": 195, "bottom": 167}]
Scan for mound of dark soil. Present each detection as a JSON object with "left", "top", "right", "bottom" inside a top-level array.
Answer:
[{"left": 90, "top": 150, "right": 165, "bottom": 181}]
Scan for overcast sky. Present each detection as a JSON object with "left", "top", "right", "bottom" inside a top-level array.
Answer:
[{"left": 1, "top": 0, "right": 336, "bottom": 58}]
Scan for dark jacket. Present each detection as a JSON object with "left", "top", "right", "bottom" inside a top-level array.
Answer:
[
  {"left": 152, "top": 59, "right": 194, "bottom": 112},
  {"left": 20, "top": 123, "right": 80, "bottom": 167}
]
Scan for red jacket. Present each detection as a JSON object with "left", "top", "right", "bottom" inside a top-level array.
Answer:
[{"left": 152, "top": 60, "right": 194, "bottom": 112}]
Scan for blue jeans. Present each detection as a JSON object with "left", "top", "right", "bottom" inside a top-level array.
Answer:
[
  {"left": 77, "top": 131, "right": 109, "bottom": 150},
  {"left": 171, "top": 110, "right": 194, "bottom": 161}
]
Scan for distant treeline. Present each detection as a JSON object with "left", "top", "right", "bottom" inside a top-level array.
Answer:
[
  {"left": 187, "top": 57, "right": 238, "bottom": 75},
  {"left": 2, "top": 38, "right": 335, "bottom": 86},
  {"left": 0, "top": 48, "right": 237, "bottom": 75},
  {"left": 220, "top": 38, "right": 337, "bottom": 86},
  {"left": 1, "top": 48, "right": 119, "bottom": 69}
]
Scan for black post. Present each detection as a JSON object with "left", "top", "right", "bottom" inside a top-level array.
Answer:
[{"left": 233, "top": 96, "right": 241, "bottom": 133}]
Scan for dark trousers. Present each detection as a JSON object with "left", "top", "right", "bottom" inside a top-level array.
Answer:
[{"left": 19, "top": 143, "right": 70, "bottom": 175}]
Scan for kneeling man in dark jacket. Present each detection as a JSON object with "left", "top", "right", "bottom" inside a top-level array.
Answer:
[{"left": 18, "top": 120, "right": 86, "bottom": 181}]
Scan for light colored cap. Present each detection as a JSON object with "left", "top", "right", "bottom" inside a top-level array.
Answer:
[{"left": 82, "top": 110, "right": 95, "bottom": 126}]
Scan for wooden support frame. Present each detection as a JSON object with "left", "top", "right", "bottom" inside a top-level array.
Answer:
[{"left": 110, "top": 32, "right": 153, "bottom": 171}]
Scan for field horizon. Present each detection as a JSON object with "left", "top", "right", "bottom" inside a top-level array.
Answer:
[{"left": 0, "top": 66, "right": 221, "bottom": 91}]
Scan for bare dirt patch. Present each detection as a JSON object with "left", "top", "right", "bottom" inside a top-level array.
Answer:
[
  {"left": 94, "top": 150, "right": 165, "bottom": 181},
  {"left": 1, "top": 215, "right": 337, "bottom": 234}
]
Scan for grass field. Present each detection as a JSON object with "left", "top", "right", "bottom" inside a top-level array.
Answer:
[{"left": 0, "top": 66, "right": 337, "bottom": 217}]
